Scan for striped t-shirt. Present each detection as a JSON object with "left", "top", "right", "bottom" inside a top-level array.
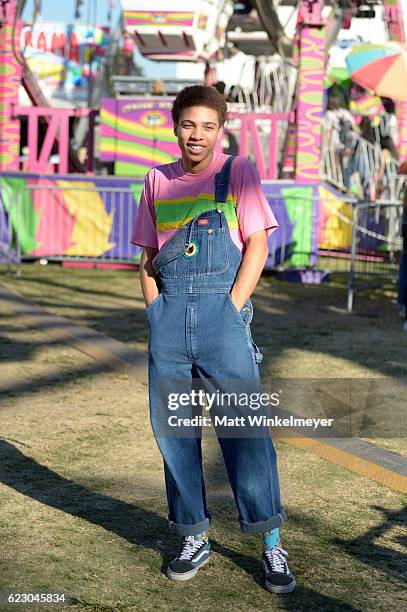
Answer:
[{"left": 130, "top": 151, "right": 278, "bottom": 252}]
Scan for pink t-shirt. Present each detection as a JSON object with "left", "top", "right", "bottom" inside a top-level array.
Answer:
[{"left": 130, "top": 151, "right": 278, "bottom": 252}]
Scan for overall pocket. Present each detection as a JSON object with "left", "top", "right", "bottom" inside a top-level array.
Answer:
[
  {"left": 145, "top": 292, "right": 163, "bottom": 319},
  {"left": 226, "top": 295, "right": 263, "bottom": 364},
  {"left": 226, "top": 293, "right": 254, "bottom": 327},
  {"left": 152, "top": 211, "right": 230, "bottom": 279},
  {"left": 153, "top": 229, "right": 229, "bottom": 278},
  {"left": 152, "top": 247, "right": 183, "bottom": 279}
]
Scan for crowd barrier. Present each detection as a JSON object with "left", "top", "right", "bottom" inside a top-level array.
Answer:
[
  {"left": 1, "top": 181, "right": 404, "bottom": 313},
  {"left": 348, "top": 200, "right": 403, "bottom": 312},
  {"left": 3, "top": 184, "right": 140, "bottom": 275}
]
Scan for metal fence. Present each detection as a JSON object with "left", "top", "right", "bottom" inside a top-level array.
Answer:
[
  {"left": 347, "top": 200, "right": 404, "bottom": 312},
  {"left": 321, "top": 126, "right": 399, "bottom": 200},
  {"left": 2, "top": 183, "right": 404, "bottom": 314},
  {"left": 390, "top": 174, "right": 406, "bottom": 202},
  {"left": 270, "top": 193, "right": 403, "bottom": 312},
  {"left": 266, "top": 194, "right": 355, "bottom": 278},
  {"left": 5, "top": 184, "right": 140, "bottom": 276}
]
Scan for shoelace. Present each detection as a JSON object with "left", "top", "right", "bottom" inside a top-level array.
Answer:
[
  {"left": 178, "top": 536, "right": 205, "bottom": 561},
  {"left": 264, "top": 546, "right": 288, "bottom": 573}
]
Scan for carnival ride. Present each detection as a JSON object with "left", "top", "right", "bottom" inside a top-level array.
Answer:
[
  {"left": 121, "top": 0, "right": 234, "bottom": 61},
  {"left": 0, "top": 0, "right": 406, "bottom": 274},
  {"left": 0, "top": 1, "right": 406, "bottom": 178}
]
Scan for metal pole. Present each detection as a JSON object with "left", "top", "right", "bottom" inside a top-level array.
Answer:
[
  {"left": 6, "top": 194, "right": 12, "bottom": 276},
  {"left": 16, "top": 187, "right": 21, "bottom": 277},
  {"left": 347, "top": 200, "right": 358, "bottom": 313}
]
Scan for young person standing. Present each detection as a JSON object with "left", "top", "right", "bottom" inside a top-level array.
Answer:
[{"left": 130, "top": 85, "right": 296, "bottom": 594}]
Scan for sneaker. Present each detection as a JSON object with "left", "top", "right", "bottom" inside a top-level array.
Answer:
[
  {"left": 167, "top": 536, "right": 211, "bottom": 581},
  {"left": 263, "top": 545, "right": 296, "bottom": 594}
]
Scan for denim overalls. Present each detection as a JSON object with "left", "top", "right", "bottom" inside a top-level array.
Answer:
[{"left": 145, "top": 156, "right": 286, "bottom": 535}]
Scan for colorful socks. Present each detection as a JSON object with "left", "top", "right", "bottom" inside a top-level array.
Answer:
[
  {"left": 190, "top": 529, "right": 280, "bottom": 548},
  {"left": 193, "top": 530, "right": 209, "bottom": 543},
  {"left": 262, "top": 528, "right": 280, "bottom": 550}
]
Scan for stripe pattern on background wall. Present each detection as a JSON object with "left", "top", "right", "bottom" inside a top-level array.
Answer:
[{"left": 99, "top": 98, "right": 179, "bottom": 177}]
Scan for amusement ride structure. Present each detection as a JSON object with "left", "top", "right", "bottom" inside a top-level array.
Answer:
[
  {"left": 0, "top": 1, "right": 405, "bottom": 180},
  {"left": 0, "top": 1, "right": 406, "bottom": 289}
]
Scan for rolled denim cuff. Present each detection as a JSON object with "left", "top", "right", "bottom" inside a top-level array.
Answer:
[
  {"left": 168, "top": 516, "right": 210, "bottom": 536},
  {"left": 239, "top": 508, "right": 287, "bottom": 534}
]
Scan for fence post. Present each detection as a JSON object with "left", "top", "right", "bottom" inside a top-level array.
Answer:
[
  {"left": 6, "top": 195, "right": 13, "bottom": 276},
  {"left": 347, "top": 200, "right": 358, "bottom": 313},
  {"left": 16, "top": 188, "right": 21, "bottom": 278}
]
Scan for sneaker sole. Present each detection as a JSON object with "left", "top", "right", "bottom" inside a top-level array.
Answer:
[
  {"left": 265, "top": 577, "right": 296, "bottom": 594},
  {"left": 166, "top": 554, "right": 211, "bottom": 582}
]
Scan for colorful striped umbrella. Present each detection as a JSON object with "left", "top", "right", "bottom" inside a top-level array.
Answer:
[{"left": 345, "top": 42, "right": 407, "bottom": 101}]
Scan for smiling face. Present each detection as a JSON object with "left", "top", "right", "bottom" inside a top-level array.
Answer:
[{"left": 174, "top": 106, "right": 222, "bottom": 174}]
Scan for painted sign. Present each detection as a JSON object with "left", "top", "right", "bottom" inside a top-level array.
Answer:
[
  {"left": 99, "top": 98, "right": 179, "bottom": 176},
  {"left": 20, "top": 21, "right": 110, "bottom": 104},
  {"left": 0, "top": 175, "right": 142, "bottom": 261},
  {"left": 123, "top": 11, "right": 195, "bottom": 27}
]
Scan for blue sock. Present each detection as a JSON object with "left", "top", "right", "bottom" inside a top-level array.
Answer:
[{"left": 262, "top": 528, "right": 280, "bottom": 550}]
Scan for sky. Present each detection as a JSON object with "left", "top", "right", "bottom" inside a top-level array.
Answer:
[
  {"left": 21, "top": 0, "right": 121, "bottom": 27},
  {"left": 21, "top": 0, "right": 178, "bottom": 78}
]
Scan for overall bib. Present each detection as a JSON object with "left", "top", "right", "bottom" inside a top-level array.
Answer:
[{"left": 146, "top": 156, "right": 286, "bottom": 535}]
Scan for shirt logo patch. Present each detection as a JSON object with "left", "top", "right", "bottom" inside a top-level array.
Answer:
[{"left": 197, "top": 218, "right": 209, "bottom": 225}]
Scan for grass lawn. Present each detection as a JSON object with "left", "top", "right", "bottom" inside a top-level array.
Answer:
[
  {"left": 0, "top": 263, "right": 406, "bottom": 610},
  {"left": 1, "top": 263, "right": 406, "bottom": 453}
]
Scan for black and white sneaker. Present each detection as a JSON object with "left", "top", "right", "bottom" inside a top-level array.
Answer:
[
  {"left": 167, "top": 536, "right": 211, "bottom": 581},
  {"left": 263, "top": 545, "right": 296, "bottom": 594}
]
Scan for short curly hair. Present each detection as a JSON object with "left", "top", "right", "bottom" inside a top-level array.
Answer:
[{"left": 172, "top": 85, "right": 227, "bottom": 127}]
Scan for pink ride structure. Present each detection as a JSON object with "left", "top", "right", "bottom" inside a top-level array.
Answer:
[
  {"left": 0, "top": 0, "right": 94, "bottom": 175},
  {"left": 1, "top": 0, "right": 406, "bottom": 180},
  {"left": 383, "top": 0, "right": 407, "bottom": 160}
]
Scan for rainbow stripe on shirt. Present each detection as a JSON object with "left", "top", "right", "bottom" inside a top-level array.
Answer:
[{"left": 154, "top": 193, "right": 239, "bottom": 232}]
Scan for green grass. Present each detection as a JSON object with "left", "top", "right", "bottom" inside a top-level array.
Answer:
[{"left": 0, "top": 263, "right": 406, "bottom": 610}]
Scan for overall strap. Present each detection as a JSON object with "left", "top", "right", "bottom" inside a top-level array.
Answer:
[{"left": 214, "top": 156, "right": 236, "bottom": 204}]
